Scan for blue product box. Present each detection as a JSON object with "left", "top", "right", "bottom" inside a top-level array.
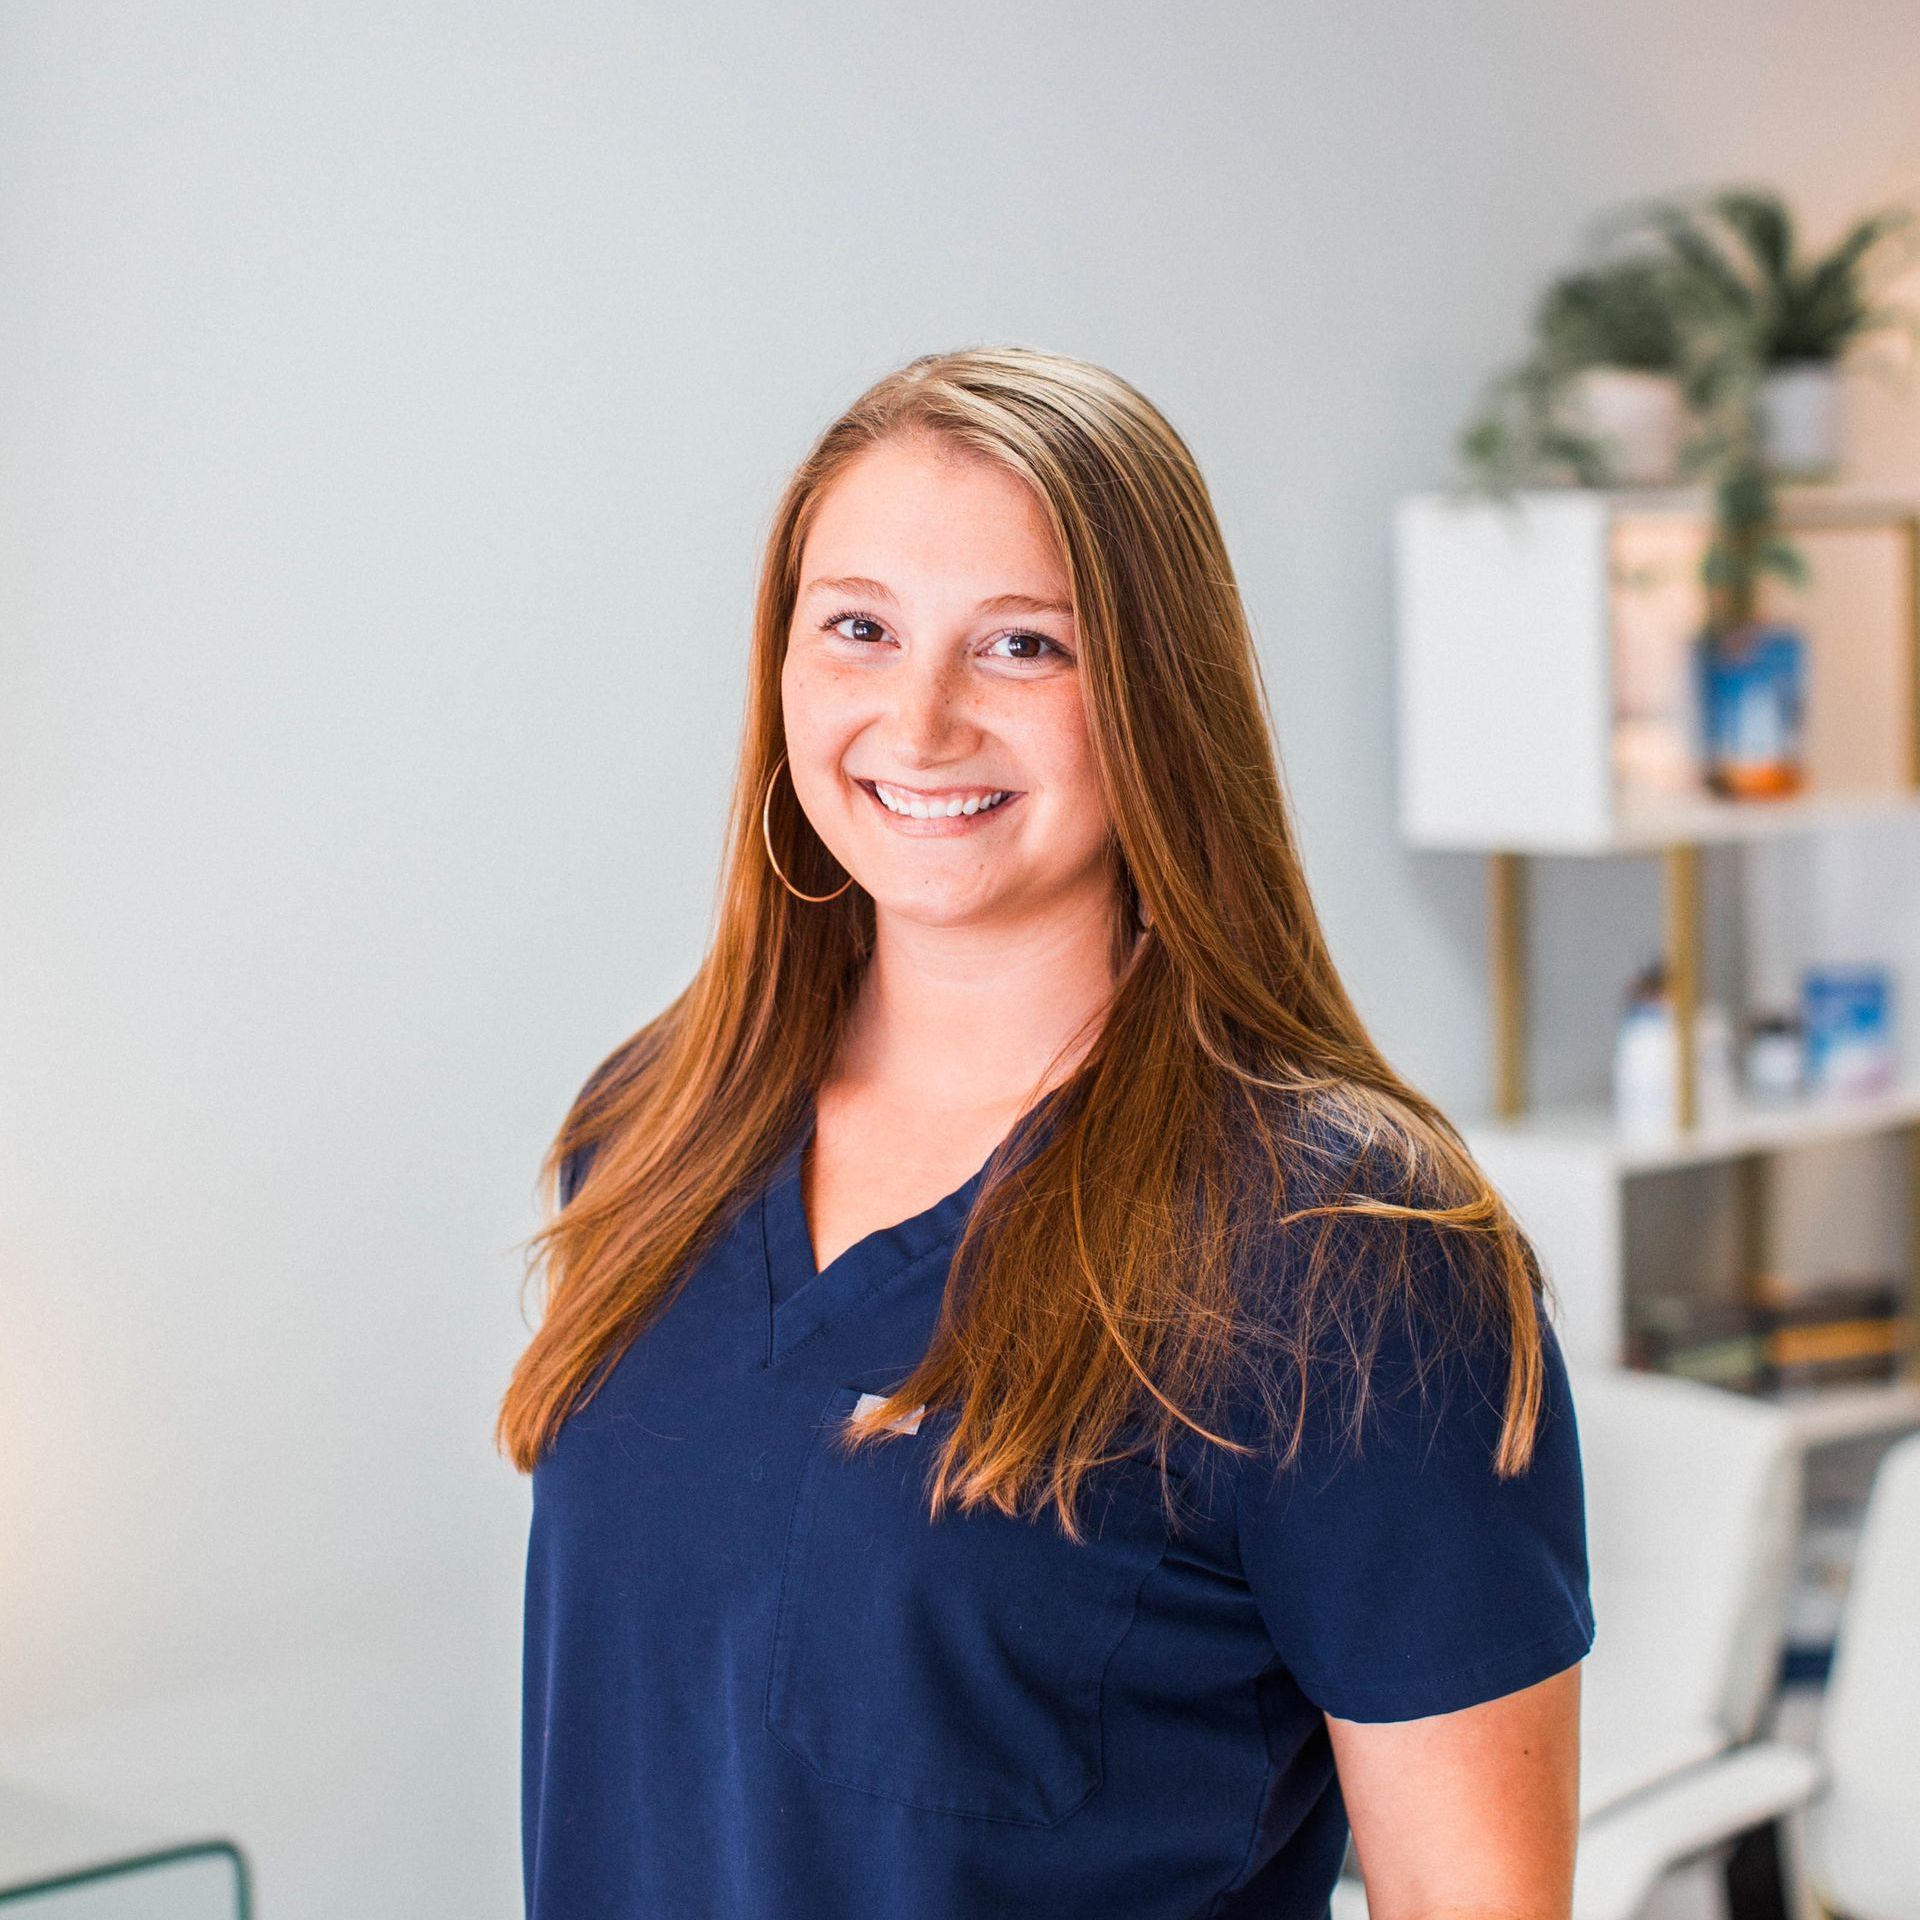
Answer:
[{"left": 1801, "top": 966, "right": 1896, "bottom": 1097}]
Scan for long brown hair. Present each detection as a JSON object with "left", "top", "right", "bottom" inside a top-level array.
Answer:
[{"left": 496, "top": 344, "right": 1562, "bottom": 1539}]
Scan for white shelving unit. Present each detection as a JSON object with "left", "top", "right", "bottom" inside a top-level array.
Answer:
[
  {"left": 1395, "top": 484, "right": 1920, "bottom": 1452},
  {"left": 1463, "top": 1102, "right": 1920, "bottom": 1448},
  {"left": 1396, "top": 484, "right": 1920, "bottom": 855}
]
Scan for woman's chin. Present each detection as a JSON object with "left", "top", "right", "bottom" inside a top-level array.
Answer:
[{"left": 863, "top": 881, "right": 1021, "bottom": 931}]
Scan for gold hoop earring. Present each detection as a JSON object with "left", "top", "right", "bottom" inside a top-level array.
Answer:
[{"left": 762, "top": 752, "right": 854, "bottom": 903}]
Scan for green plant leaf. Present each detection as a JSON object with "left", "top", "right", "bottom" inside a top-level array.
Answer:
[
  {"left": 1710, "top": 188, "right": 1794, "bottom": 291},
  {"left": 1534, "top": 258, "right": 1690, "bottom": 371},
  {"left": 1616, "top": 198, "right": 1762, "bottom": 315},
  {"left": 1756, "top": 537, "right": 1809, "bottom": 584}
]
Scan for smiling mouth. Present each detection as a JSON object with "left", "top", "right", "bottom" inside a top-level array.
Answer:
[{"left": 854, "top": 778, "right": 1024, "bottom": 827}]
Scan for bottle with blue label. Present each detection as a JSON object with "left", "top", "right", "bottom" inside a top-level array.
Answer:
[{"left": 1691, "top": 622, "right": 1806, "bottom": 800}]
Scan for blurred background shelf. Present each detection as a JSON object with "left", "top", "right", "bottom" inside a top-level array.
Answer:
[
  {"left": 1466, "top": 1078, "right": 1920, "bottom": 1173},
  {"left": 1610, "top": 787, "right": 1920, "bottom": 852},
  {"left": 1396, "top": 486, "right": 1920, "bottom": 856},
  {"left": 1767, "top": 1377, "right": 1920, "bottom": 1448},
  {"left": 1398, "top": 482, "right": 1920, "bottom": 1416}
]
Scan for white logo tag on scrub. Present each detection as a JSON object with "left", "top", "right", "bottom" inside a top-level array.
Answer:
[{"left": 853, "top": 1392, "right": 924, "bottom": 1435}]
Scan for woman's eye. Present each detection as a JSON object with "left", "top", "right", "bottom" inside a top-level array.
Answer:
[
  {"left": 988, "top": 631, "right": 1065, "bottom": 663},
  {"left": 820, "top": 612, "right": 1067, "bottom": 664}
]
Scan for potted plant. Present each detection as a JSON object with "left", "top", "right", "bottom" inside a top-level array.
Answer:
[
  {"left": 1614, "top": 188, "right": 1920, "bottom": 796},
  {"left": 1458, "top": 185, "right": 1919, "bottom": 801},
  {"left": 1604, "top": 187, "right": 1920, "bottom": 479},
  {"left": 1461, "top": 256, "right": 1698, "bottom": 488}
]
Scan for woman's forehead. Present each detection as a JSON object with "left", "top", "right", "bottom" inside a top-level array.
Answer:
[{"left": 799, "top": 439, "right": 1068, "bottom": 598}]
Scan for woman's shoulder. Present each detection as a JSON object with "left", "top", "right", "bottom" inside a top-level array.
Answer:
[
  {"left": 1221, "top": 1082, "right": 1542, "bottom": 1430},
  {"left": 1229, "top": 1083, "right": 1494, "bottom": 1285}
]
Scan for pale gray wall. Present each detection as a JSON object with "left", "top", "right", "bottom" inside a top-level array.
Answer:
[{"left": 2, "top": 3, "right": 1917, "bottom": 1913}]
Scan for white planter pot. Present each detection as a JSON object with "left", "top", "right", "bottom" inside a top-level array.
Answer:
[
  {"left": 1759, "top": 361, "right": 1843, "bottom": 479},
  {"left": 1562, "top": 368, "right": 1685, "bottom": 485}
]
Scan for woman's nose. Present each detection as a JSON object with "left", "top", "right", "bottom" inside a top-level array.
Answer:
[{"left": 884, "top": 652, "right": 975, "bottom": 761}]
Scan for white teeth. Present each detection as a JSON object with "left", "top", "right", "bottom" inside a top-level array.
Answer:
[{"left": 871, "top": 782, "right": 1010, "bottom": 819}]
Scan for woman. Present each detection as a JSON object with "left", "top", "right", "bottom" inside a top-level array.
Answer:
[{"left": 500, "top": 346, "right": 1594, "bottom": 1919}]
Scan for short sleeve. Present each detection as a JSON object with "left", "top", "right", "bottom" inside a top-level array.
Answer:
[{"left": 1233, "top": 1218, "right": 1596, "bottom": 1723}]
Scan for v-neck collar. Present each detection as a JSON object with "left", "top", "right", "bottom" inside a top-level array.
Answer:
[{"left": 757, "top": 1085, "right": 1064, "bottom": 1366}]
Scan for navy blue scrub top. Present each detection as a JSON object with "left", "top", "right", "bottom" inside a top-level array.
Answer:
[{"left": 522, "top": 1087, "right": 1595, "bottom": 1919}]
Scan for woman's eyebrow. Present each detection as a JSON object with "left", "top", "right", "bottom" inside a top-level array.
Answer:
[
  {"left": 800, "top": 574, "right": 1073, "bottom": 619},
  {"left": 800, "top": 574, "right": 897, "bottom": 602},
  {"left": 977, "top": 590, "right": 1075, "bottom": 619}
]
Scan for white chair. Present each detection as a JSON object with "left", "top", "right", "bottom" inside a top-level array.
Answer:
[
  {"left": 1331, "top": 1363, "right": 1822, "bottom": 1920},
  {"left": 0, "top": 1776, "right": 250, "bottom": 1915},
  {"left": 1800, "top": 1427, "right": 1920, "bottom": 1920}
]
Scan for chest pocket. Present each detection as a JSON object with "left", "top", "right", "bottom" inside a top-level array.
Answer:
[{"left": 763, "top": 1383, "right": 1171, "bottom": 1826}]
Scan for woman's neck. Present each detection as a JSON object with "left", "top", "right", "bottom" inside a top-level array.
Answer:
[{"left": 835, "top": 885, "right": 1124, "bottom": 1113}]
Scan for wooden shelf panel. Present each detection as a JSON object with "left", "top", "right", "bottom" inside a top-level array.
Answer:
[
  {"left": 1769, "top": 1378, "right": 1920, "bottom": 1448},
  {"left": 1464, "top": 1080, "right": 1920, "bottom": 1174}
]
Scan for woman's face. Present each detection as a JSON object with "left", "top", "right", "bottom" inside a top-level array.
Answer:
[{"left": 781, "top": 434, "right": 1115, "bottom": 933}]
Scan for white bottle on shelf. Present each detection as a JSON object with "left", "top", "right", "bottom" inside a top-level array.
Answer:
[
  {"left": 1612, "top": 960, "right": 1738, "bottom": 1133},
  {"left": 1615, "top": 991, "right": 1678, "bottom": 1135}
]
